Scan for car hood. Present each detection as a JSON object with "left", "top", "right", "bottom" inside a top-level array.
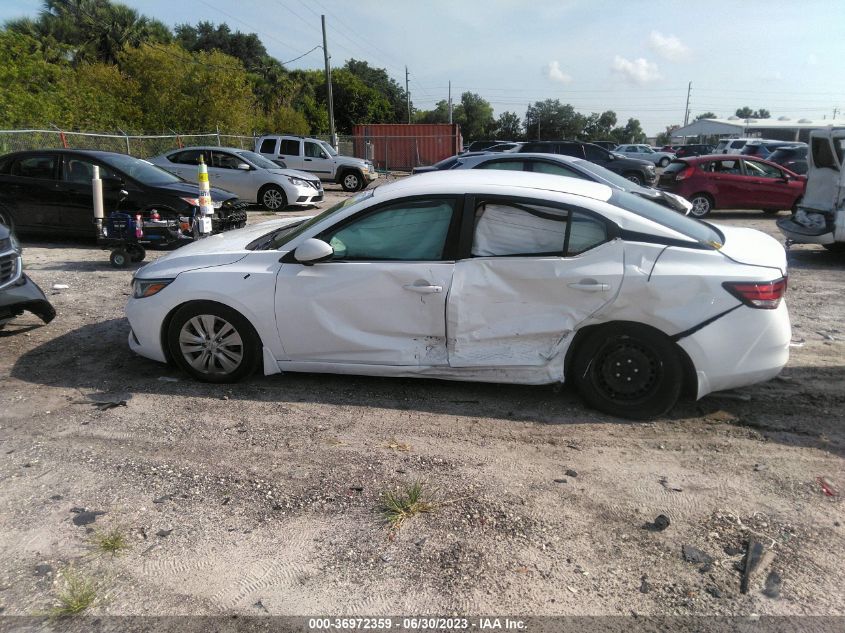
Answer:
[
  {"left": 335, "top": 155, "right": 371, "bottom": 168},
  {"left": 149, "top": 181, "right": 237, "bottom": 201},
  {"left": 713, "top": 224, "right": 787, "bottom": 276},
  {"left": 135, "top": 217, "right": 305, "bottom": 279},
  {"left": 265, "top": 167, "right": 320, "bottom": 182},
  {"left": 634, "top": 188, "right": 693, "bottom": 214}
]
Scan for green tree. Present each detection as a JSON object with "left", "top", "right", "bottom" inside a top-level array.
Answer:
[
  {"left": 525, "top": 99, "right": 585, "bottom": 140},
  {"left": 582, "top": 110, "right": 617, "bottom": 140},
  {"left": 695, "top": 112, "right": 717, "bottom": 120},
  {"left": 655, "top": 125, "right": 680, "bottom": 146},
  {"left": 175, "top": 21, "right": 268, "bottom": 70},
  {"left": 344, "top": 59, "right": 408, "bottom": 123},
  {"left": 60, "top": 61, "right": 141, "bottom": 129},
  {"left": 610, "top": 118, "right": 646, "bottom": 144},
  {"left": 459, "top": 92, "right": 495, "bottom": 140},
  {"left": 493, "top": 111, "right": 522, "bottom": 140},
  {"left": 414, "top": 100, "right": 451, "bottom": 124},
  {"left": 0, "top": 32, "right": 68, "bottom": 127},
  {"left": 323, "top": 69, "right": 392, "bottom": 134}
]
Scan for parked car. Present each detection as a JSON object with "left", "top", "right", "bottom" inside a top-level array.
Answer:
[
  {"left": 740, "top": 140, "right": 804, "bottom": 160},
  {"left": 464, "top": 140, "right": 508, "bottom": 153},
  {"left": 0, "top": 150, "right": 247, "bottom": 238},
  {"left": 713, "top": 138, "right": 751, "bottom": 154},
  {"left": 255, "top": 135, "right": 376, "bottom": 192},
  {"left": 126, "top": 170, "right": 790, "bottom": 420},
  {"left": 614, "top": 144, "right": 676, "bottom": 167},
  {"left": 777, "top": 128, "right": 845, "bottom": 251},
  {"left": 674, "top": 144, "right": 715, "bottom": 158},
  {"left": 150, "top": 147, "right": 323, "bottom": 211},
  {"left": 436, "top": 152, "right": 691, "bottom": 213},
  {"left": 767, "top": 145, "right": 809, "bottom": 175},
  {"left": 515, "top": 141, "right": 657, "bottom": 186},
  {"left": 483, "top": 142, "right": 521, "bottom": 152},
  {"left": 0, "top": 221, "right": 55, "bottom": 330},
  {"left": 411, "top": 152, "right": 491, "bottom": 175},
  {"left": 658, "top": 155, "right": 806, "bottom": 217}
]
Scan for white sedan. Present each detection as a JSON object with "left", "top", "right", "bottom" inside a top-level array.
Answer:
[
  {"left": 149, "top": 147, "right": 323, "bottom": 211},
  {"left": 126, "top": 170, "right": 790, "bottom": 419}
]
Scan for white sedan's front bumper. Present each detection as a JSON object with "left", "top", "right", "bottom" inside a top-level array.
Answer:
[{"left": 288, "top": 182, "right": 324, "bottom": 207}]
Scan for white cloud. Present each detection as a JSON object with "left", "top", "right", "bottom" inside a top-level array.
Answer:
[
  {"left": 611, "top": 56, "right": 661, "bottom": 85},
  {"left": 546, "top": 60, "right": 572, "bottom": 84},
  {"left": 648, "top": 31, "right": 690, "bottom": 61},
  {"left": 807, "top": 53, "right": 818, "bottom": 66}
]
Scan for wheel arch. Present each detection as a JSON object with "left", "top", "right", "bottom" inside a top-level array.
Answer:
[{"left": 564, "top": 320, "right": 698, "bottom": 399}]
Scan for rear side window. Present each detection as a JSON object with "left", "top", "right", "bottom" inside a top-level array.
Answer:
[
  {"left": 12, "top": 155, "right": 56, "bottom": 179},
  {"left": 662, "top": 161, "right": 689, "bottom": 175},
  {"left": 259, "top": 138, "right": 276, "bottom": 154},
  {"left": 471, "top": 201, "right": 607, "bottom": 257},
  {"left": 279, "top": 139, "right": 300, "bottom": 156},
  {"left": 171, "top": 150, "right": 208, "bottom": 165},
  {"left": 530, "top": 161, "right": 588, "bottom": 179},
  {"left": 730, "top": 140, "right": 746, "bottom": 149},
  {"left": 557, "top": 143, "right": 585, "bottom": 158},
  {"left": 744, "top": 160, "right": 782, "bottom": 178},
  {"left": 701, "top": 159, "right": 740, "bottom": 174},
  {"left": 475, "top": 160, "right": 526, "bottom": 171},
  {"left": 584, "top": 145, "right": 609, "bottom": 161}
]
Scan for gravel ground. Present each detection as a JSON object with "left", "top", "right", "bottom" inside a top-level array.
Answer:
[{"left": 0, "top": 180, "right": 843, "bottom": 620}]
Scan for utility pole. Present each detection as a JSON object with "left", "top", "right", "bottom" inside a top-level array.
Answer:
[
  {"left": 835, "top": 106, "right": 840, "bottom": 119},
  {"left": 448, "top": 80, "right": 452, "bottom": 124},
  {"left": 405, "top": 66, "right": 411, "bottom": 123},
  {"left": 683, "top": 81, "right": 692, "bottom": 127},
  {"left": 321, "top": 15, "right": 336, "bottom": 148}
]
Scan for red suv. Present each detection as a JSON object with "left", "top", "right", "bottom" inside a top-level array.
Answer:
[{"left": 657, "top": 155, "right": 806, "bottom": 217}]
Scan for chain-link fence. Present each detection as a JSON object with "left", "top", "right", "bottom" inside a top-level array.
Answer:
[{"left": 0, "top": 129, "right": 455, "bottom": 173}]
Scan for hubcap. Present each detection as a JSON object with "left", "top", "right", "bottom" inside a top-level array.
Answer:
[
  {"left": 179, "top": 315, "right": 243, "bottom": 375},
  {"left": 263, "top": 188, "right": 284, "bottom": 209},
  {"left": 627, "top": 176, "right": 641, "bottom": 185},
  {"left": 344, "top": 174, "right": 359, "bottom": 189},
  {"left": 691, "top": 197, "right": 710, "bottom": 216},
  {"left": 595, "top": 340, "right": 659, "bottom": 401}
]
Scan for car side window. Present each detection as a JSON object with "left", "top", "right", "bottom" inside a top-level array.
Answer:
[
  {"left": 530, "top": 161, "right": 588, "bottom": 178},
  {"left": 744, "top": 160, "right": 781, "bottom": 178},
  {"left": 557, "top": 143, "right": 584, "bottom": 158},
  {"left": 321, "top": 198, "right": 456, "bottom": 261},
  {"left": 279, "top": 140, "right": 299, "bottom": 156},
  {"left": 211, "top": 151, "right": 239, "bottom": 169},
  {"left": 583, "top": 145, "right": 609, "bottom": 161},
  {"left": 475, "top": 160, "right": 527, "bottom": 171},
  {"left": 11, "top": 155, "right": 57, "bottom": 179},
  {"left": 173, "top": 150, "right": 207, "bottom": 165},
  {"left": 304, "top": 141, "right": 326, "bottom": 159},
  {"left": 63, "top": 158, "right": 116, "bottom": 183},
  {"left": 259, "top": 139, "right": 276, "bottom": 154},
  {"left": 568, "top": 212, "right": 608, "bottom": 255},
  {"left": 704, "top": 159, "right": 741, "bottom": 174}
]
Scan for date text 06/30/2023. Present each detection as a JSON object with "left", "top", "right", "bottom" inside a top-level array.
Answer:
[{"left": 308, "top": 618, "right": 527, "bottom": 630}]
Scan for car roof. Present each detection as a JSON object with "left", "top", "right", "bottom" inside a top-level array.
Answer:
[
  {"left": 162, "top": 146, "right": 252, "bottom": 153},
  {"left": 461, "top": 152, "right": 584, "bottom": 164},
  {"left": 380, "top": 168, "right": 613, "bottom": 202},
  {"left": 0, "top": 149, "right": 131, "bottom": 159}
]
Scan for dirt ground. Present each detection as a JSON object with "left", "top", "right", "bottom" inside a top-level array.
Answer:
[{"left": 0, "top": 179, "right": 843, "bottom": 622}]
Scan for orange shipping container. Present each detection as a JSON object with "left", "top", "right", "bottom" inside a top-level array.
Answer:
[{"left": 353, "top": 123, "right": 462, "bottom": 172}]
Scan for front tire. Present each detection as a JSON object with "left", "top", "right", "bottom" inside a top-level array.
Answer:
[
  {"left": 658, "top": 157, "right": 670, "bottom": 168},
  {"left": 689, "top": 193, "right": 713, "bottom": 217},
  {"left": 260, "top": 185, "right": 287, "bottom": 211},
  {"left": 572, "top": 324, "right": 683, "bottom": 420},
  {"left": 109, "top": 249, "right": 129, "bottom": 268},
  {"left": 167, "top": 301, "right": 260, "bottom": 383},
  {"left": 624, "top": 173, "right": 644, "bottom": 186},
  {"left": 127, "top": 244, "right": 146, "bottom": 262},
  {"left": 340, "top": 171, "right": 363, "bottom": 192}
]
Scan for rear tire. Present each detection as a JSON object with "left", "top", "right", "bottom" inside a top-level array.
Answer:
[
  {"left": 658, "top": 157, "right": 670, "bottom": 168},
  {"left": 167, "top": 301, "right": 261, "bottom": 383},
  {"left": 127, "top": 245, "right": 146, "bottom": 262},
  {"left": 109, "top": 249, "right": 129, "bottom": 268},
  {"left": 689, "top": 193, "right": 713, "bottom": 217},
  {"left": 572, "top": 323, "right": 683, "bottom": 420}
]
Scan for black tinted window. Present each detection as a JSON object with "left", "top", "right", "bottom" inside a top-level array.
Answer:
[
  {"left": 662, "top": 161, "right": 689, "bottom": 174},
  {"left": 12, "top": 155, "right": 56, "bottom": 179},
  {"left": 584, "top": 144, "right": 609, "bottom": 161},
  {"left": 279, "top": 139, "right": 300, "bottom": 156},
  {"left": 172, "top": 150, "right": 207, "bottom": 165},
  {"left": 63, "top": 158, "right": 116, "bottom": 183},
  {"left": 259, "top": 139, "right": 276, "bottom": 154},
  {"left": 812, "top": 137, "right": 838, "bottom": 170}
]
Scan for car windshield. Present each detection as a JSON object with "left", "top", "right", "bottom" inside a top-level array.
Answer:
[
  {"left": 572, "top": 158, "right": 646, "bottom": 190},
  {"left": 610, "top": 189, "right": 724, "bottom": 248},
  {"left": 262, "top": 189, "right": 375, "bottom": 250},
  {"left": 100, "top": 154, "right": 183, "bottom": 185},
  {"left": 320, "top": 141, "right": 338, "bottom": 156},
  {"left": 235, "top": 150, "right": 283, "bottom": 171}
]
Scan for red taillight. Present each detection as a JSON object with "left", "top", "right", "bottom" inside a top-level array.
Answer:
[
  {"left": 723, "top": 278, "right": 787, "bottom": 309},
  {"left": 675, "top": 165, "right": 695, "bottom": 180}
]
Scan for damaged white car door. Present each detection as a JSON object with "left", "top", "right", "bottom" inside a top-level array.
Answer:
[
  {"left": 447, "top": 198, "right": 624, "bottom": 378},
  {"left": 274, "top": 197, "right": 458, "bottom": 365}
]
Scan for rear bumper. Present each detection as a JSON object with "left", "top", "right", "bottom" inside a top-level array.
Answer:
[
  {"left": 0, "top": 274, "right": 56, "bottom": 326},
  {"left": 678, "top": 301, "right": 790, "bottom": 398}
]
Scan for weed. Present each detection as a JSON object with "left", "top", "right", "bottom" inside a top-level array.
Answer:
[
  {"left": 380, "top": 482, "right": 434, "bottom": 529},
  {"left": 92, "top": 527, "right": 129, "bottom": 555},
  {"left": 51, "top": 569, "right": 98, "bottom": 617}
]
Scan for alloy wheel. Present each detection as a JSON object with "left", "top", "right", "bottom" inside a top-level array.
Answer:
[
  {"left": 178, "top": 314, "right": 244, "bottom": 376},
  {"left": 262, "top": 188, "right": 285, "bottom": 210}
]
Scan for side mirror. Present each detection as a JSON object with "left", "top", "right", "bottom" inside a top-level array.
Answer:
[
  {"left": 293, "top": 238, "right": 333, "bottom": 265},
  {"left": 606, "top": 153, "right": 615, "bottom": 161},
  {"left": 320, "top": 152, "right": 328, "bottom": 159},
  {"left": 237, "top": 163, "right": 250, "bottom": 171}
]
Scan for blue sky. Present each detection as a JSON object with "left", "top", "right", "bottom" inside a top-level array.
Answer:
[{"left": 2, "top": 0, "right": 843, "bottom": 135}]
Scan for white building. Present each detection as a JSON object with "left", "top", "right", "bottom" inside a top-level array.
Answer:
[{"left": 671, "top": 116, "right": 845, "bottom": 143}]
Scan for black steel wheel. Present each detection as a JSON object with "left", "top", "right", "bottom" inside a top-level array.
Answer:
[
  {"left": 127, "top": 245, "right": 146, "bottom": 262},
  {"left": 109, "top": 249, "right": 129, "bottom": 268},
  {"left": 572, "top": 324, "right": 683, "bottom": 419}
]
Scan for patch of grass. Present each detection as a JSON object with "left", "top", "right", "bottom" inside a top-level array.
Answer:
[
  {"left": 380, "top": 482, "right": 434, "bottom": 529},
  {"left": 92, "top": 527, "right": 129, "bottom": 555},
  {"left": 51, "top": 569, "right": 98, "bottom": 617}
]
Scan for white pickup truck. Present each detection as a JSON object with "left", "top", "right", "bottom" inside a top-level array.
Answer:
[
  {"left": 777, "top": 128, "right": 845, "bottom": 252},
  {"left": 255, "top": 135, "right": 377, "bottom": 192}
]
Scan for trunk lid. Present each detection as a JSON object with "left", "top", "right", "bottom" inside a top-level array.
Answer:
[{"left": 712, "top": 224, "right": 787, "bottom": 276}]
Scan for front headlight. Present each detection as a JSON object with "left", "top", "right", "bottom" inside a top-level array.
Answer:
[
  {"left": 288, "top": 177, "right": 307, "bottom": 186},
  {"left": 132, "top": 278, "right": 173, "bottom": 299}
]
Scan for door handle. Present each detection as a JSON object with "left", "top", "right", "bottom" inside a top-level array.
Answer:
[
  {"left": 304, "top": 158, "right": 313, "bottom": 161},
  {"left": 403, "top": 283, "right": 442, "bottom": 294},
  {"left": 568, "top": 281, "right": 610, "bottom": 292}
]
